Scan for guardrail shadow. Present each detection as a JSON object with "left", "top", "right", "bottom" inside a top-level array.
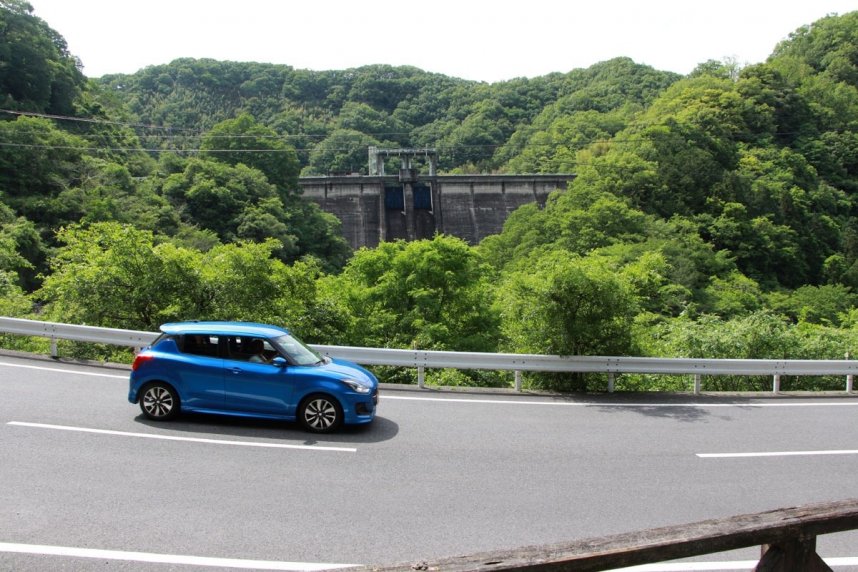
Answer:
[
  {"left": 133, "top": 413, "right": 399, "bottom": 445},
  {"left": 585, "top": 392, "right": 854, "bottom": 422}
]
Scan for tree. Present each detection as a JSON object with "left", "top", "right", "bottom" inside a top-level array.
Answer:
[
  {"left": 36, "top": 222, "right": 343, "bottom": 336},
  {"left": 0, "top": 209, "right": 30, "bottom": 316},
  {"left": 480, "top": 185, "right": 651, "bottom": 272},
  {"left": 0, "top": 202, "right": 44, "bottom": 290},
  {"left": 702, "top": 271, "right": 763, "bottom": 318},
  {"left": 497, "top": 252, "right": 637, "bottom": 358},
  {"left": 0, "top": 116, "right": 86, "bottom": 221},
  {"left": 439, "top": 100, "right": 511, "bottom": 171},
  {"left": 769, "top": 12, "right": 858, "bottom": 189},
  {"left": 275, "top": 199, "right": 351, "bottom": 273},
  {"left": 0, "top": 1, "right": 86, "bottom": 114},
  {"left": 504, "top": 109, "right": 625, "bottom": 173},
  {"left": 304, "top": 129, "right": 381, "bottom": 175},
  {"left": 0, "top": 203, "right": 31, "bottom": 276},
  {"left": 155, "top": 155, "right": 350, "bottom": 270},
  {"left": 321, "top": 235, "right": 499, "bottom": 351},
  {"left": 336, "top": 101, "right": 409, "bottom": 145},
  {"left": 161, "top": 157, "right": 279, "bottom": 240},
  {"left": 766, "top": 284, "right": 857, "bottom": 325},
  {"left": 705, "top": 202, "right": 808, "bottom": 287},
  {"left": 200, "top": 113, "right": 300, "bottom": 194},
  {"left": 37, "top": 223, "right": 174, "bottom": 329}
]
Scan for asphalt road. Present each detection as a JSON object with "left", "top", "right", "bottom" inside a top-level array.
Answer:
[{"left": 1, "top": 352, "right": 858, "bottom": 571}]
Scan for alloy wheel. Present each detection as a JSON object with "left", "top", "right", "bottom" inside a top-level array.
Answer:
[
  {"left": 304, "top": 398, "right": 338, "bottom": 431},
  {"left": 142, "top": 385, "right": 175, "bottom": 419}
]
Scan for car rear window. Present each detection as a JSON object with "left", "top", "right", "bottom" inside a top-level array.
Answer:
[{"left": 179, "top": 334, "right": 220, "bottom": 357}]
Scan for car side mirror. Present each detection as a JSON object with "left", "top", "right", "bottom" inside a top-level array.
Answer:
[{"left": 272, "top": 356, "right": 288, "bottom": 368}]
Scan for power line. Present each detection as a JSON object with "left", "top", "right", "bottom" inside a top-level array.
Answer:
[
  {"left": 0, "top": 140, "right": 601, "bottom": 171},
  {"left": 1, "top": 108, "right": 837, "bottom": 158},
  {"left": 0, "top": 141, "right": 298, "bottom": 154},
  {"left": 0, "top": 109, "right": 416, "bottom": 139},
  {"left": 0, "top": 109, "right": 187, "bottom": 132}
]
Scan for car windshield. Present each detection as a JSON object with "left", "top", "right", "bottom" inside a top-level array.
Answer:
[{"left": 271, "top": 333, "right": 324, "bottom": 366}]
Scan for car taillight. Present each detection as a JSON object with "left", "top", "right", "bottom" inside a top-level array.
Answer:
[{"left": 132, "top": 354, "right": 154, "bottom": 371}]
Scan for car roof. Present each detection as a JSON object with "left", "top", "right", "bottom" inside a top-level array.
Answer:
[{"left": 159, "top": 321, "right": 291, "bottom": 338}]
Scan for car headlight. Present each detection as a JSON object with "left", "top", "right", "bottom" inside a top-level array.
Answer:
[{"left": 342, "top": 378, "right": 371, "bottom": 394}]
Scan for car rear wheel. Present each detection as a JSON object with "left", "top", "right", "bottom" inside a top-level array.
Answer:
[
  {"left": 140, "top": 382, "right": 179, "bottom": 421},
  {"left": 299, "top": 394, "right": 342, "bottom": 433}
]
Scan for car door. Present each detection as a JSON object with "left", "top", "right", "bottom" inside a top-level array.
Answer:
[
  {"left": 222, "top": 336, "right": 294, "bottom": 415},
  {"left": 175, "top": 334, "right": 225, "bottom": 410}
]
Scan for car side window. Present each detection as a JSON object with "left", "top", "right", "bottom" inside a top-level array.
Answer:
[
  {"left": 226, "top": 336, "right": 275, "bottom": 364},
  {"left": 180, "top": 334, "right": 220, "bottom": 357}
]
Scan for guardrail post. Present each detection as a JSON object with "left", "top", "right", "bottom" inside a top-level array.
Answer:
[
  {"left": 847, "top": 374, "right": 854, "bottom": 394},
  {"left": 773, "top": 374, "right": 781, "bottom": 394},
  {"left": 514, "top": 370, "right": 522, "bottom": 392},
  {"left": 417, "top": 366, "right": 425, "bottom": 389},
  {"left": 608, "top": 373, "right": 615, "bottom": 393},
  {"left": 693, "top": 374, "right": 701, "bottom": 395},
  {"left": 50, "top": 337, "right": 58, "bottom": 358}
]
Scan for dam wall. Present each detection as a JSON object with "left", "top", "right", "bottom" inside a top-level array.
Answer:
[{"left": 299, "top": 174, "right": 575, "bottom": 249}]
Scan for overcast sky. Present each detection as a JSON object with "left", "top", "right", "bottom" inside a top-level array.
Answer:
[{"left": 27, "top": 0, "right": 858, "bottom": 83}]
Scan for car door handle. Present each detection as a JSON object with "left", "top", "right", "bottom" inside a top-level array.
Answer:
[{"left": 230, "top": 367, "right": 243, "bottom": 374}]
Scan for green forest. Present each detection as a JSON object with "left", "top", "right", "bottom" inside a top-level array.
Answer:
[{"left": 2, "top": 0, "right": 858, "bottom": 391}]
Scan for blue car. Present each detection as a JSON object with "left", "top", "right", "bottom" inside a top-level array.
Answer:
[{"left": 129, "top": 322, "right": 379, "bottom": 433}]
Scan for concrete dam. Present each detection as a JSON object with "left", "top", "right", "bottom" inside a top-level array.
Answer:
[{"left": 299, "top": 162, "right": 575, "bottom": 250}]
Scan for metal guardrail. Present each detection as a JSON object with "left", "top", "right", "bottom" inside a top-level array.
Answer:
[
  {"left": 1, "top": 316, "right": 856, "bottom": 394},
  {"left": 0, "top": 316, "right": 157, "bottom": 352}
]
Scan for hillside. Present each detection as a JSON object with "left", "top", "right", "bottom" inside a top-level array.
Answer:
[
  {"left": 95, "top": 57, "right": 680, "bottom": 175},
  {"left": 2, "top": 3, "right": 858, "bottom": 391}
]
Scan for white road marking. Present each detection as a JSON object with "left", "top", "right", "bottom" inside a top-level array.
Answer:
[
  {"left": 613, "top": 557, "right": 858, "bottom": 570},
  {"left": 0, "top": 360, "right": 127, "bottom": 379},
  {"left": 698, "top": 449, "right": 858, "bottom": 458},
  {"left": 7, "top": 422, "right": 356, "bottom": 453},
  {"left": 383, "top": 395, "right": 858, "bottom": 408},
  {"left": 0, "top": 542, "right": 357, "bottom": 570},
  {"left": 613, "top": 562, "right": 759, "bottom": 571}
]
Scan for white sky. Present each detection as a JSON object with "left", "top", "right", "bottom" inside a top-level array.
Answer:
[{"left": 27, "top": 0, "right": 858, "bottom": 83}]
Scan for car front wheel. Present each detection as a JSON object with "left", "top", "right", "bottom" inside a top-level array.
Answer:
[
  {"left": 140, "top": 382, "right": 180, "bottom": 421},
  {"left": 299, "top": 394, "right": 342, "bottom": 433}
]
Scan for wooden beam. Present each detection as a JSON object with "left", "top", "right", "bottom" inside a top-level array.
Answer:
[{"left": 358, "top": 499, "right": 858, "bottom": 572}]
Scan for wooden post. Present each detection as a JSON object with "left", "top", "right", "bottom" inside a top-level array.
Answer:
[{"left": 757, "top": 537, "right": 832, "bottom": 572}]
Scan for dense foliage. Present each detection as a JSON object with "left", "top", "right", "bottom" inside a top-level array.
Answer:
[{"left": 2, "top": 4, "right": 858, "bottom": 391}]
